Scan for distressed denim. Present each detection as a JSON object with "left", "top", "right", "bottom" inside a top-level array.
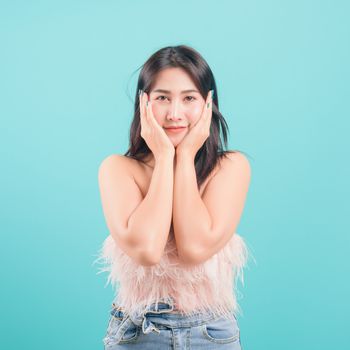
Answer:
[{"left": 102, "top": 301, "right": 242, "bottom": 349}]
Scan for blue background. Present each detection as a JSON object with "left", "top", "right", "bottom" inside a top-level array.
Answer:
[{"left": 1, "top": 1, "right": 349, "bottom": 349}]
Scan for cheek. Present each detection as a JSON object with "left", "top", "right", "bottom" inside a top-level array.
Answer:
[
  {"left": 152, "top": 104, "right": 161, "bottom": 116},
  {"left": 190, "top": 104, "right": 203, "bottom": 115},
  {"left": 151, "top": 105, "right": 164, "bottom": 123},
  {"left": 152, "top": 103, "right": 162, "bottom": 113},
  {"left": 187, "top": 104, "right": 203, "bottom": 124}
]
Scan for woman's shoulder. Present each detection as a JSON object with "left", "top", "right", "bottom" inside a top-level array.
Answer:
[
  {"left": 222, "top": 150, "right": 251, "bottom": 165},
  {"left": 98, "top": 154, "right": 133, "bottom": 173},
  {"left": 99, "top": 153, "right": 127, "bottom": 166},
  {"left": 98, "top": 154, "right": 144, "bottom": 178},
  {"left": 216, "top": 150, "right": 251, "bottom": 178}
]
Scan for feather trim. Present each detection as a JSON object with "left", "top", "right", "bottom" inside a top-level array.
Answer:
[{"left": 93, "top": 231, "right": 252, "bottom": 321}]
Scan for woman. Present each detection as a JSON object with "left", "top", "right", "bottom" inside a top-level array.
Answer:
[{"left": 95, "top": 45, "right": 252, "bottom": 349}]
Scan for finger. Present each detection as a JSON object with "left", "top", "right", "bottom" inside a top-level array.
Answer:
[
  {"left": 146, "top": 99, "right": 160, "bottom": 129},
  {"left": 206, "top": 90, "right": 211, "bottom": 110},
  {"left": 139, "top": 91, "right": 143, "bottom": 116},
  {"left": 139, "top": 90, "right": 146, "bottom": 117},
  {"left": 144, "top": 92, "right": 152, "bottom": 123},
  {"left": 140, "top": 91, "right": 150, "bottom": 132},
  {"left": 204, "top": 90, "right": 213, "bottom": 120},
  {"left": 206, "top": 103, "right": 213, "bottom": 132},
  {"left": 198, "top": 94, "right": 212, "bottom": 135},
  {"left": 145, "top": 93, "right": 152, "bottom": 122},
  {"left": 146, "top": 92, "right": 157, "bottom": 120},
  {"left": 197, "top": 91, "right": 211, "bottom": 125},
  {"left": 139, "top": 91, "right": 145, "bottom": 124},
  {"left": 146, "top": 94, "right": 152, "bottom": 118}
]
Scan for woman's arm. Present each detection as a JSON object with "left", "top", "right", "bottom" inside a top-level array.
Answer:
[
  {"left": 172, "top": 152, "right": 251, "bottom": 265},
  {"left": 127, "top": 154, "right": 174, "bottom": 264},
  {"left": 98, "top": 153, "right": 174, "bottom": 266}
]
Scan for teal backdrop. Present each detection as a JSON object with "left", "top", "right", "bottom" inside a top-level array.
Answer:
[{"left": 1, "top": 1, "right": 349, "bottom": 349}]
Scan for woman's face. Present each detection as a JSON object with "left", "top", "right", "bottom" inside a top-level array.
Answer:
[{"left": 149, "top": 67, "right": 206, "bottom": 146}]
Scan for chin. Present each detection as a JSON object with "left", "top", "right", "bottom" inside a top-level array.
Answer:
[{"left": 171, "top": 140, "right": 181, "bottom": 147}]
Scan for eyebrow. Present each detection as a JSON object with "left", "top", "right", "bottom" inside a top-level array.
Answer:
[{"left": 151, "top": 89, "right": 200, "bottom": 94}]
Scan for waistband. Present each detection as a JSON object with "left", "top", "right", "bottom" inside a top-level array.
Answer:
[{"left": 110, "top": 302, "right": 219, "bottom": 335}]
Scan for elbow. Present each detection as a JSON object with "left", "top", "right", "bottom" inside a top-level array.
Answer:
[
  {"left": 117, "top": 224, "right": 166, "bottom": 266},
  {"left": 132, "top": 244, "right": 162, "bottom": 266},
  {"left": 177, "top": 239, "right": 214, "bottom": 266},
  {"left": 135, "top": 234, "right": 166, "bottom": 266},
  {"left": 178, "top": 246, "right": 203, "bottom": 266},
  {"left": 124, "top": 233, "right": 161, "bottom": 267},
  {"left": 137, "top": 250, "right": 161, "bottom": 266},
  {"left": 109, "top": 229, "right": 161, "bottom": 267}
]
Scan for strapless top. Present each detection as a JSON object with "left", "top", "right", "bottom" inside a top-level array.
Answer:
[{"left": 94, "top": 229, "right": 250, "bottom": 320}]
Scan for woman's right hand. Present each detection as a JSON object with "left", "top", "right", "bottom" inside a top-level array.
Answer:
[{"left": 139, "top": 90, "right": 175, "bottom": 160}]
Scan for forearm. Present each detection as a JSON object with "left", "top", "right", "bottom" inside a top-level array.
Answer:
[
  {"left": 173, "top": 152, "right": 212, "bottom": 261},
  {"left": 127, "top": 154, "right": 174, "bottom": 263}
]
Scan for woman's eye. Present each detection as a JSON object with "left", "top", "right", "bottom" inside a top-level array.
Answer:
[
  {"left": 156, "top": 96, "right": 196, "bottom": 102},
  {"left": 156, "top": 95, "right": 168, "bottom": 101}
]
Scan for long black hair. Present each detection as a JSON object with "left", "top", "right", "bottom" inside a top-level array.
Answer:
[{"left": 124, "top": 45, "right": 249, "bottom": 189}]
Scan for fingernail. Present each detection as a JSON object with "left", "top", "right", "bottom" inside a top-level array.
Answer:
[
  {"left": 211, "top": 89, "right": 214, "bottom": 99},
  {"left": 146, "top": 100, "right": 148, "bottom": 107},
  {"left": 138, "top": 89, "right": 141, "bottom": 96}
]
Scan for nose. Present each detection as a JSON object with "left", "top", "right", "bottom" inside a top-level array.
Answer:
[{"left": 166, "top": 101, "right": 182, "bottom": 121}]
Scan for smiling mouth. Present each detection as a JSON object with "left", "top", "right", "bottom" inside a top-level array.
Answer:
[
  {"left": 164, "top": 126, "right": 187, "bottom": 133},
  {"left": 164, "top": 126, "right": 187, "bottom": 129}
]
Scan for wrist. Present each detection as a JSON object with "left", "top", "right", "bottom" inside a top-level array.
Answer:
[
  {"left": 175, "top": 149, "right": 195, "bottom": 162},
  {"left": 155, "top": 152, "right": 175, "bottom": 163}
]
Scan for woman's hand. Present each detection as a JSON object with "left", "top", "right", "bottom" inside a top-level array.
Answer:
[
  {"left": 175, "top": 90, "right": 213, "bottom": 159},
  {"left": 139, "top": 90, "right": 175, "bottom": 160}
]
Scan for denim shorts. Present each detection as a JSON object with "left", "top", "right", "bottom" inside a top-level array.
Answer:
[{"left": 102, "top": 301, "right": 242, "bottom": 349}]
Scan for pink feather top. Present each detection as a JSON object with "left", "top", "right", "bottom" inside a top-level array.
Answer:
[{"left": 94, "top": 228, "right": 250, "bottom": 320}]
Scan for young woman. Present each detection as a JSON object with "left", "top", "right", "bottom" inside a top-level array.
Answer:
[{"left": 95, "top": 45, "right": 252, "bottom": 349}]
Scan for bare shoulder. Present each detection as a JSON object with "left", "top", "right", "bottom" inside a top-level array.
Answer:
[
  {"left": 219, "top": 151, "right": 251, "bottom": 179},
  {"left": 224, "top": 151, "right": 251, "bottom": 166},
  {"left": 98, "top": 154, "right": 134, "bottom": 176},
  {"left": 202, "top": 151, "right": 251, "bottom": 196},
  {"left": 99, "top": 154, "right": 123, "bottom": 169}
]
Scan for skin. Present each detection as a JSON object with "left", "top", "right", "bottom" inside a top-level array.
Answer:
[{"left": 142, "top": 67, "right": 211, "bottom": 168}]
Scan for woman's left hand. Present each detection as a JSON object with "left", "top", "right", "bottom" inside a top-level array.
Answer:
[{"left": 176, "top": 90, "right": 213, "bottom": 159}]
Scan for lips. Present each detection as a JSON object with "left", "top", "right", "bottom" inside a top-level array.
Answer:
[
  {"left": 164, "top": 126, "right": 186, "bottom": 129},
  {"left": 164, "top": 126, "right": 187, "bottom": 133}
]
